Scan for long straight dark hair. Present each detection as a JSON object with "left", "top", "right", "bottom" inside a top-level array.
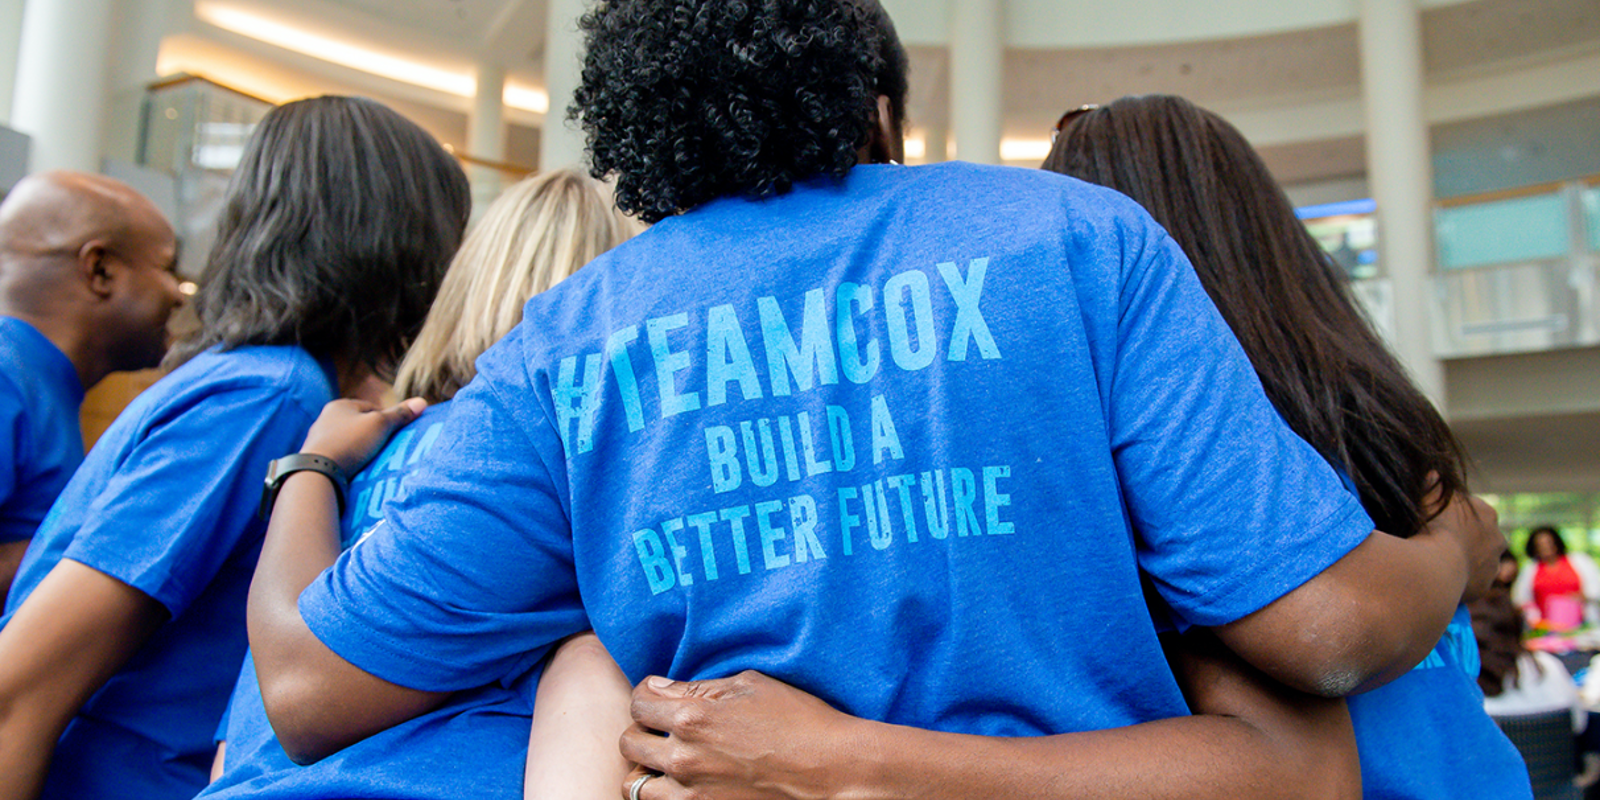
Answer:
[
  {"left": 1044, "top": 94, "right": 1466, "bottom": 537},
  {"left": 165, "top": 96, "right": 471, "bottom": 377}
]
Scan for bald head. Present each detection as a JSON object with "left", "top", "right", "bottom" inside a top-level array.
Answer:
[
  {"left": 0, "top": 171, "right": 182, "bottom": 386},
  {"left": 0, "top": 171, "right": 173, "bottom": 279}
]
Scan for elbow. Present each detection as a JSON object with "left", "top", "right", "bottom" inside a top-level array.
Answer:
[
  {"left": 1244, "top": 619, "right": 1412, "bottom": 699},
  {"left": 257, "top": 670, "right": 344, "bottom": 765},
  {"left": 1280, "top": 633, "right": 1411, "bottom": 700}
]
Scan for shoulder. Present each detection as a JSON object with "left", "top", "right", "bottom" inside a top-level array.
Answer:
[{"left": 160, "top": 345, "right": 335, "bottom": 421}]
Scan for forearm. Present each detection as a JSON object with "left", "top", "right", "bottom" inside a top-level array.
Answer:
[
  {"left": 832, "top": 631, "right": 1356, "bottom": 800},
  {"left": 837, "top": 711, "right": 1355, "bottom": 800},
  {"left": 1216, "top": 528, "right": 1467, "bottom": 697},
  {"left": 247, "top": 472, "right": 343, "bottom": 689},
  {"left": 248, "top": 461, "right": 446, "bottom": 762},
  {"left": 0, "top": 561, "right": 165, "bottom": 800},
  {"left": 526, "top": 633, "right": 633, "bottom": 800},
  {"left": 0, "top": 704, "right": 61, "bottom": 800},
  {"left": 626, "top": 631, "right": 1361, "bottom": 800}
]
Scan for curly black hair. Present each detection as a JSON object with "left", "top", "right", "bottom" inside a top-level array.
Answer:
[{"left": 572, "top": 0, "right": 909, "bottom": 222}]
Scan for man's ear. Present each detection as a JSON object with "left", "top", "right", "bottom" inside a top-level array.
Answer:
[{"left": 80, "top": 241, "right": 116, "bottom": 299}]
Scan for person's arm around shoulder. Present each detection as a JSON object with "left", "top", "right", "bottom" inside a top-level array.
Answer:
[
  {"left": 1213, "top": 490, "right": 1502, "bottom": 697},
  {"left": 0, "top": 560, "right": 166, "bottom": 800},
  {"left": 247, "top": 398, "right": 448, "bottom": 764},
  {"left": 617, "top": 630, "right": 1360, "bottom": 800},
  {"left": 1104, "top": 227, "right": 1503, "bottom": 698}
]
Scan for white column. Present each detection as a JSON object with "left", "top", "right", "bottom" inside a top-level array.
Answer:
[
  {"left": 101, "top": 0, "right": 173, "bottom": 164},
  {"left": 1359, "top": 0, "right": 1445, "bottom": 408},
  {"left": 920, "top": 118, "right": 948, "bottom": 164},
  {"left": 949, "top": 0, "right": 1002, "bottom": 165},
  {"left": 541, "top": 0, "right": 587, "bottom": 172},
  {"left": 0, "top": 0, "right": 26, "bottom": 127},
  {"left": 467, "top": 61, "right": 508, "bottom": 214},
  {"left": 11, "top": 0, "right": 116, "bottom": 172}
]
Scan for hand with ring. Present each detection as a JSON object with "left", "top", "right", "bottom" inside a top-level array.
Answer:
[
  {"left": 617, "top": 671, "right": 865, "bottom": 800},
  {"left": 628, "top": 772, "right": 659, "bottom": 800}
]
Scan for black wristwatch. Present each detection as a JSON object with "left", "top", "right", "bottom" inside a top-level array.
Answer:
[{"left": 260, "top": 453, "right": 350, "bottom": 520}]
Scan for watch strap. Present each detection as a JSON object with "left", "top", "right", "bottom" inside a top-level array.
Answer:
[{"left": 260, "top": 453, "right": 349, "bottom": 520}]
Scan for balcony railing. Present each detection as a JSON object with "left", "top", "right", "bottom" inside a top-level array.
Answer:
[{"left": 1427, "top": 177, "right": 1600, "bottom": 359}]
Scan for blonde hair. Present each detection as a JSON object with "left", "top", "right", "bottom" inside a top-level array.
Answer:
[{"left": 393, "top": 169, "right": 641, "bottom": 402}]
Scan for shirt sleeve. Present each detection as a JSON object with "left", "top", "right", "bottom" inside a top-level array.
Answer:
[
  {"left": 0, "top": 386, "right": 24, "bottom": 541},
  {"left": 63, "top": 387, "right": 315, "bottom": 616},
  {"left": 1104, "top": 217, "right": 1375, "bottom": 628},
  {"left": 299, "top": 349, "right": 588, "bottom": 693}
]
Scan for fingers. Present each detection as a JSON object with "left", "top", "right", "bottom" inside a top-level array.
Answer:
[
  {"left": 619, "top": 723, "right": 673, "bottom": 773},
  {"left": 629, "top": 680, "right": 691, "bottom": 735},
  {"left": 621, "top": 767, "right": 682, "bottom": 800},
  {"left": 378, "top": 397, "right": 427, "bottom": 430}
]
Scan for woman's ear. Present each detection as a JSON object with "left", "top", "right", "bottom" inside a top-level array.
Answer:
[{"left": 860, "top": 95, "right": 904, "bottom": 166}]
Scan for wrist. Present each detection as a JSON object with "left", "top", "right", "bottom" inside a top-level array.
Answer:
[
  {"left": 1415, "top": 525, "right": 1472, "bottom": 599},
  {"left": 830, "top": 716, "right": 907, "bottom": 800},
  {"left": 261, "top": 453, "right": 350, "bottom": 519}
]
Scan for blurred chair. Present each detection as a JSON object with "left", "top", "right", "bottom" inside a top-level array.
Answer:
[{"left": 1496, "top": 710, "right": 1581, "bottom": 800}]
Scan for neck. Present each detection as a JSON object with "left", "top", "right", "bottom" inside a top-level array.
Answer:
[
  {"left": 0, "top": 300, "right": 102, "bottom": 390},
  {"left": 331, "top": 353, "right": 386, "bottom": 402}
]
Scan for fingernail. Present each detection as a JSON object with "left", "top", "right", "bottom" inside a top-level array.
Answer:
[{"left": 646, "top": 675, "right": 674, "bottom": 689}]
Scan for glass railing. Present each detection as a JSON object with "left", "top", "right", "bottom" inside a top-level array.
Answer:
[
  {"left": 1584, "top": 181, "right": 1600, "bottom": 253},
  {"left": 137, "top": 75, "right": 273, "bottom": 279},
  {"left": 1436, "top": 189, "right": 1571, "bottom": 270},
  {"left": 1430, "top": 177, "right": 1600, "bottom": 359}
]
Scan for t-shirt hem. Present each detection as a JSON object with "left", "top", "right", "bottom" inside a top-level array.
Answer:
[
  {"left": 1173, "top": 497, "right": 1373, "bottom": 628},
  {"left": 58, "top": 552, "right": 185, "bottom": 615},
  {"left": 300, "top": 590, "right": 470, "bottom": 693}
]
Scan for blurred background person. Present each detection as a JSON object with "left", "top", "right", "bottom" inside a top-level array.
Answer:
[
  {"left": 1477, "top": 573, "right": 1583, "bottom": 729},
  {"left": 0, "top": 171, "right": 181, "bottom": 593},
  {"left": 1513, "top": 526, "right": 1600, "bottom": 628}
]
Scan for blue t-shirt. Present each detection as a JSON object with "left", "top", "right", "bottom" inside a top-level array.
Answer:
[
  {"left": 1348, "top": 605, "right": 1532, "bottom": 799},
  {"left": 0, "top": 317, "right": 85, "bottom": 543},
  {"left": 202, "top": 404, "right": 533, "bottom": 800},
  {"left": 301, "top": 163, "right": 1373, "bottom": 737},
  {"left": 1, "top": 344, "right": 335, "bottom": 800}
]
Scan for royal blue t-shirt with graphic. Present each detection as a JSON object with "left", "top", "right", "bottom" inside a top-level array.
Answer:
[
  {"left": 0, "top": 317, "right": 85, "bottom": 543},
  {"left": 201, "top": 404, "right": 533, "bottom": 800},
  {"left": 2, "top": 345, "right": 335, "bottom": 800},
  {"left": 1348, "top": 605, "right": 1531, "bottom": 799},
  {"left": 302, "top": 163, "right": 1374, "bottom": 739}
]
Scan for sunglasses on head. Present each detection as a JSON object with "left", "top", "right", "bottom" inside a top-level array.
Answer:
[{"left": 1051, "top": 104, "right": 1100, "bottom": 143}]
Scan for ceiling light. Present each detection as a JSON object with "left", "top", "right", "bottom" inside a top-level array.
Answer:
[
  {"left": 503, "top": 85, "right": 550, "bottom": 114},
  {"left": 1001, "top": 138, "right": 1052, "bottom": 162},
  {"left": 195, "top": 3, "right": 548, "bottom": 114}
]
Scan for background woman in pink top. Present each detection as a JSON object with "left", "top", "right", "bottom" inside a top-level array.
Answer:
[{"left": 1513, "top": 526, "right": 1600, "bottom": 626}]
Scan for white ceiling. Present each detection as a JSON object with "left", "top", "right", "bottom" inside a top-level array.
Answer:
[{"left": 172, "top": 0, "right": 1600, "bottom": 183}]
